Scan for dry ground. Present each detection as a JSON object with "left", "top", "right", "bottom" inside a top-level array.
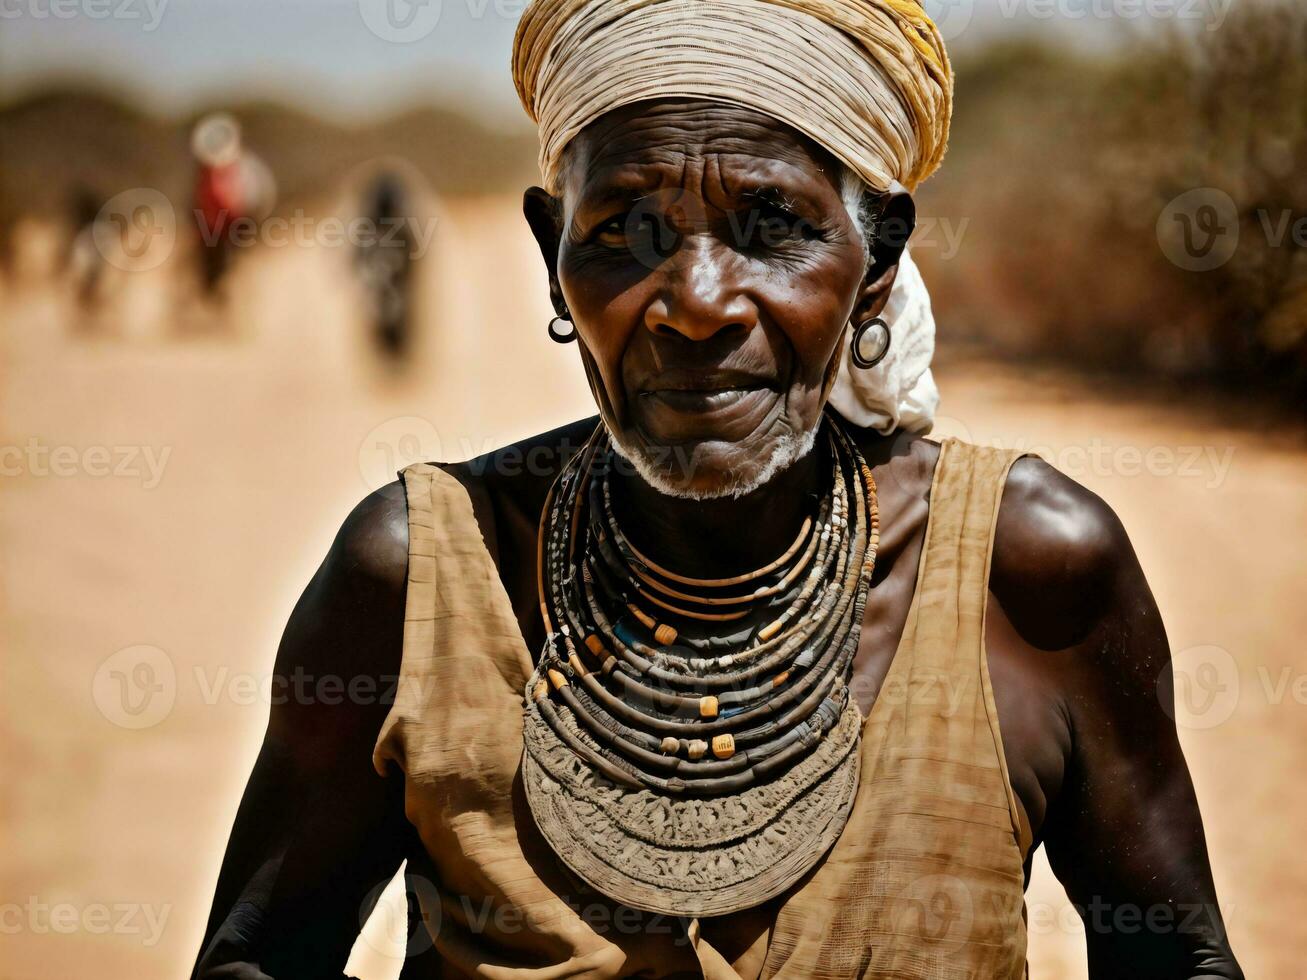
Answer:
[{"left": 1, "top": 197, "right": 1303, "bottom": 979}]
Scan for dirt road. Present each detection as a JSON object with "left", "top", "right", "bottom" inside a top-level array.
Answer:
[{"left": 1, "top": 198, "right": 1302, "bottom": 979}]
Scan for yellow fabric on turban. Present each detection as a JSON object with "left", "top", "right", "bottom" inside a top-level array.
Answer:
[{"left": 512, "top": 0, "right": 953, "bottom": 195}]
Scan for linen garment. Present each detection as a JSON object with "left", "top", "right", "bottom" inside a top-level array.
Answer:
[{"left": 373, "top": 437, "right": 1030, "bottom": 979}]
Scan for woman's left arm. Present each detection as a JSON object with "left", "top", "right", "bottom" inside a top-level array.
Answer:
[{"left": 1000, "top": 462, "right": 1244, "bottom": 980}]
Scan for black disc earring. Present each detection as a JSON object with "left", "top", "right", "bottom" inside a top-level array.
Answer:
[
  {"left": 548, "top": 312, "right": 577, "bottom": 345},
  {"left": 851, "top": 316, "right": 892, "bottom": 369}
]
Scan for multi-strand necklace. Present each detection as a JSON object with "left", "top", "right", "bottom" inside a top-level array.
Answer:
[{"left": 520, "top": 413, "right": 880, "bottom": 915}]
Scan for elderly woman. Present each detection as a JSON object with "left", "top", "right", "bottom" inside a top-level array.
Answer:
[{"left": 193, "top": 2, "right": 1242, "bottom": 978}]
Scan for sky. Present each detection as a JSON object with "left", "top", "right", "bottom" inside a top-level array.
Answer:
[{"left": 0, "top": 0, "right": 1214, "bottom": 124}]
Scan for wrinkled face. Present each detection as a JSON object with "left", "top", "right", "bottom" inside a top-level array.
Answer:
[{"left": 536, "top": 100, "right": 874, "bottom": 499}]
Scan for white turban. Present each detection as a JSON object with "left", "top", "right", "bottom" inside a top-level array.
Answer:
[{"left": 513, "top": 0, "right": 952, "bottom": 434}]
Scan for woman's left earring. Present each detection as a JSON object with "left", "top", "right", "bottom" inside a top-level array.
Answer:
[
  {"left": 548, "top": 313, "right": 577, "bottom": 345},
  {"left": 851, "top": 316, "right": 892, "bottom": 369}
]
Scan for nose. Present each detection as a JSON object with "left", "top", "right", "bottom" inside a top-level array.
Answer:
[{"left": 643, "top": 238, "right": 758, "bottom": 343}]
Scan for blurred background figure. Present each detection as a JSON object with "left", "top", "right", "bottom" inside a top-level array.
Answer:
[
  {"left": 65, "top": 187, "right": 106, "bottom": 313},
  {"left": 354, "top": 171, "right": 417, "bottom": 363},
  {"left": 190, "top": 112, "right": 276, "bottom": 295}
]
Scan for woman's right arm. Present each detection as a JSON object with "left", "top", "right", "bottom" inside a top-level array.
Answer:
[{"left": 192, "top": 482, "right": 417, "bottom": 979}]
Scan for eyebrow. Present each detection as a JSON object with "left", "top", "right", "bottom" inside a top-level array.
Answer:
[
  {"left": 574, "top": 169, "right": 665, "bottom": 212},
  {"left": 579, "top": 180, "right": 811, "bottom": 215},
  {"left": 739, "top": 185, "right": 804, "bottom": 212}
]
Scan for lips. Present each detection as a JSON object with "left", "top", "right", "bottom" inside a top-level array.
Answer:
[
  {"left": 640, "top": 368, "right": 773, "bottom": 393},
  {"left": 633, "top": 375, "right": 779, "bottom": 444},
  {"left": 640, "top": 370, "right": 776, "bottom": 415},
  {"left": 643, "top": 385, "right": 765, "bottom": 411}
]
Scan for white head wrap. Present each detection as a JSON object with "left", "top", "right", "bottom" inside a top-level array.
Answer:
[{"left": 513, "top": 0, "right": 952, "bottom": 434}]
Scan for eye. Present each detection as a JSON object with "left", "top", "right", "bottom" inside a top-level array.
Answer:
[
  {"left": 593, "top": 210, "right": 674, "bottom": 257},
  {"left": 593, "top": 214, "right": 628, "bottom": 246},
  {"left": 759, "top": 205, "right": 799, "bottom": 237},
  {"left": 736, "top": 202, "right": 824, "bottom": 250}
]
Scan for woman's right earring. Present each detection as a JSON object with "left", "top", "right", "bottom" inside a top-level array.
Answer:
[
  {"left": 851, "top": 316, "right": 892, "bottom": 370},
  {"left": 548, "top": 313, "right": 577, "bottom": 344}
]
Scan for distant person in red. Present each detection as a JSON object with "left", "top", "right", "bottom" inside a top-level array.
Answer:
[{"left": 191, "top": 113, "right": 274, "bottom": 293}]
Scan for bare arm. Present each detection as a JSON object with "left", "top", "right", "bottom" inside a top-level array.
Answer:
[
  {"left": 996, "top": 461, "right": 1243, "bottom": 980},
  {"left": 192, "top": 483, "right": 416, "bottom": 979}
]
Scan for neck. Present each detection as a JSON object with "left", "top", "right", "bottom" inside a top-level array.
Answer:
[{"left": 609, "top": 437, "right": 827, "bottom": 581}]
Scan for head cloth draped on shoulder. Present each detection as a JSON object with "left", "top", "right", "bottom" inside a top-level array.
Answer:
[{"left": 512, "top": 0, "right": 954, "bottom": 435}]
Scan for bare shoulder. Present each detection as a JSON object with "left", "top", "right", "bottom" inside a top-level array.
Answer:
[
  {"left": 990, "top": 455, "right": 1134, "bottom": 651},
  {"left": 273, "top": 482, "right": 409, "bottom": 680},
  {"left": 326, "top": 415, "right": 599, "bottom": 586},
  {"left": 323, "top": 479, "right": 410, "bottom": 598}
]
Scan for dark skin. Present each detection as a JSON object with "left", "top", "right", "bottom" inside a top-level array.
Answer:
[{"left": 193, "top": 101, "right": 1243, "bottom": 979}]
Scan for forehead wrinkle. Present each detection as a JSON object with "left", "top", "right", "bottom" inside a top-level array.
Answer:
[
  {"left": 571, "top": 147, "right": 842, "bottom": 224},
  {"left": 566, "top": 100, "right": 840, "bottom": 207},
  {"left": 715, "top": 154, "right": 840, "bottom": 207}
]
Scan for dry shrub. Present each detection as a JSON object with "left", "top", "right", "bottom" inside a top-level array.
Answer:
[{"left": 919, "top": 0, "right": 1307, "bottom": 399}]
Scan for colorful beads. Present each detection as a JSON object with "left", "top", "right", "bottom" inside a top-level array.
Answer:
[
  {"left": 654, "top": 623, "right": 679, "bottom": 646},
  {"left": 530, "top": 417, "right": 880, "bottom": 797},
  {"left": 627, "top": 604, "right": 656, "bottom": 631}
]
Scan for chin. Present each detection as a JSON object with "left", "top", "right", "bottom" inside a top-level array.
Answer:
[{"left": 609, "top": 424, "right": 820, "bottom": 501}]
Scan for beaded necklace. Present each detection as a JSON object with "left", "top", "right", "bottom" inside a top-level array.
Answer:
[
  {"left": 529, "top": 413, "right": 878, "bottom": 793},
  {"left": 521, "top": 412, "right": 881, "bottom": 915}
]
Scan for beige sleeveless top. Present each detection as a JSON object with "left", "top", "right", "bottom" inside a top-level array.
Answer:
[{"left": 373, "top": 437, "right": 1030, "bottom": 979}]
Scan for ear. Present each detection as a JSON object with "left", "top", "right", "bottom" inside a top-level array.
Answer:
[
  {"left": 851, "top": 182, "right": 916, "bottom": 325},
  {"left": 523, "top": 186, "right": 568, "bottom": 317}
]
